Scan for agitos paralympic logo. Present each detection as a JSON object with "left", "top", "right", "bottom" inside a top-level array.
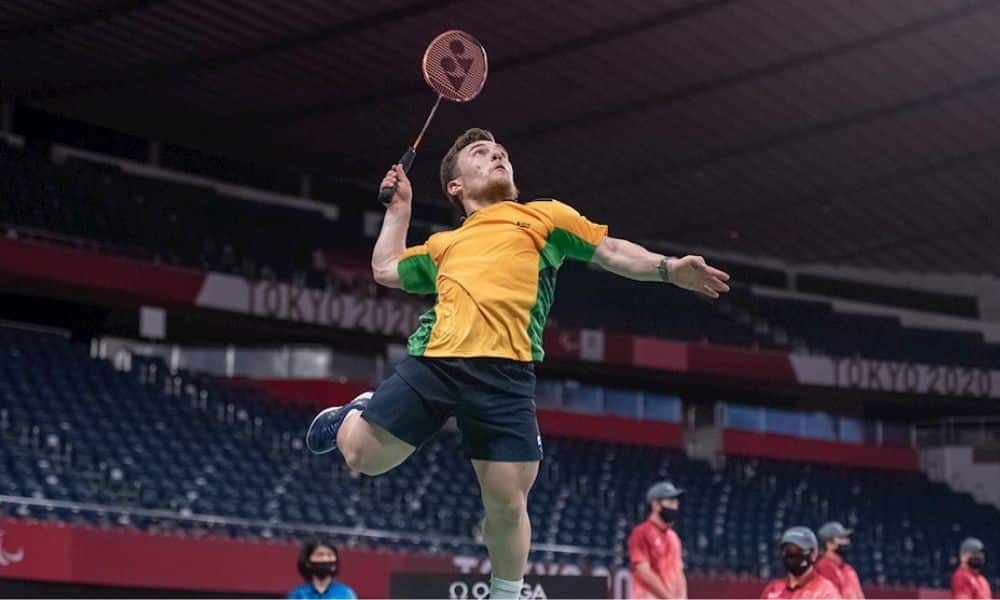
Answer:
[{"left": 0, "top": 530, "right": 24, "bottom": 567}]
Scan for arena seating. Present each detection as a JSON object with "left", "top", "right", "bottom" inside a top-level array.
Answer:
[
  {"left": 0, "top": 326, "right": 996, "bottom": 589},
  {"left": 730, "top": 288, "right": 999, "bottom": 368},
  {"left": 553, "top": 264, "right": 778, "bottom": 348},
  {"left": 2, "top": 140, "right": 996, "bottom": 365},
  {"left": 0, "top": 142, "right": 331, "bottom": 287},
  {"left": 0, "top": 140, "right": 769, "bottom": 349}
]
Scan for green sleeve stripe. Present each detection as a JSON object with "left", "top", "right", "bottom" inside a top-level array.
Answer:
[
  {"left": 539, "top": 241, "right": 565, "bottom": 270},
  {"left": 528, "top": 240, "right": 565, "bottom": 362},
  {"left": 407, "top": 307, "right": 437, "bottom": 356},
  {"left": 397, "top": 253, "right": 437, "bottom": 295},
  {"left": 548, "top": 228, "right": 598, "bottom": 261},
  {"left": 527, "top": 266, "right": 558, "bottom": 362}
]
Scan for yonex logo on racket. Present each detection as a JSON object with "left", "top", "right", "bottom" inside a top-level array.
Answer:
[
  {"left": 421, "top": 30, "right": 487, "bottom": 103},
  {"left": 440, "top": 39, "right": 475, "bottom": 93}
]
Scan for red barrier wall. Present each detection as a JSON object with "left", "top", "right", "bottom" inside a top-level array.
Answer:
[
  {"left": 0, "top": 236, "right": 205, "bottom": 307},
  {"left": 0, "top": 519, "right": 945, "bottom": 598},
  {"left": 0, "top": 519, "right": 451, "bottom": 598},
  {"left": 687, "top": 343, "right": 797, "bottom": 381},
  {"left": 537, "top": 410, "right": 683, "bottom": 448},
  {"left": 723, "top": 430, "right": 920, "bottom": 471}
]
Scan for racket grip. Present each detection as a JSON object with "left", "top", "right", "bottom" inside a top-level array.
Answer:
[
  {"left": 377, "top": 147, "right": 417, "bottom": 206},
  {"left": 399, "top": 146, "right": 416, "bottom": 172}
]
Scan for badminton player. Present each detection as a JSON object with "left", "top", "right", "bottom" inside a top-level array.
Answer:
[{"left": 306, "top": 128, "right": 731, "bottom": 599}]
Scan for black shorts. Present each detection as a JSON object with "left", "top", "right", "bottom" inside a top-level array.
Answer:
[{"left": 361, "top": 356, "right": 542, "bottom": 462}]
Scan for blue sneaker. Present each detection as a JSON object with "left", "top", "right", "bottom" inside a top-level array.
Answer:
[{"left": 305, "top": 391, "right": 373, "bottom": 455}]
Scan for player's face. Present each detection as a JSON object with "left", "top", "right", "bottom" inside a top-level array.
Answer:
[
  {"left": 660, "top": 498, "right": 679, "bottom": 510},
  {"left": 454, "top": 140, "right": 518, "bottom": 203}
]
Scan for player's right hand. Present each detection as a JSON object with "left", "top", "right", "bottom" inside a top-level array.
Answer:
[{"left": 380, "top": 164, "right": 412, "bottom": 209}]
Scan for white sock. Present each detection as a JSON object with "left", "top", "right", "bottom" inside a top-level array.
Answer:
[{"left": 489, "top": 576, "right": 523, "bottom": 600}]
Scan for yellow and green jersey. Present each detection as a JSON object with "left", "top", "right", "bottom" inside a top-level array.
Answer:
[{"left": 396, "top": 199, "right": 608, "bottom": 362}]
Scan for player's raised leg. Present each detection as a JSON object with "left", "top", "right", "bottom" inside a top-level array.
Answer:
[
  {"left": 306, "top": 369, "right": 448, "bottom": 476},
  {"left": 337, "top": 408, "right": 415, "bottom": 476},
  {"left": 306, "top": 390, "right": 415, "bottom": 475}
]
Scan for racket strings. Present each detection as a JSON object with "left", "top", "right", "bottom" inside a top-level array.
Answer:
[{"left": 422, "top": 31, "right": 487, "bottom": 103}]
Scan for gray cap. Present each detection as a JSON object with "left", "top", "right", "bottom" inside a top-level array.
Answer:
[
  {"left": 817, "top": 521, "right": 853, "bottom": 543},
  {"left": 646, "top": 481, "right": 685, "bottom": 502},
  {"left": 960, "top": 538, "right": 985, "bottom": 554},
  {"left": 780, "top": 527, "right": 819, "bottom": 552}
]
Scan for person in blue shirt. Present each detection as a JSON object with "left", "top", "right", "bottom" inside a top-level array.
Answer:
[{"left": 287, "top": 539, "right": 357, "bottom": 599}]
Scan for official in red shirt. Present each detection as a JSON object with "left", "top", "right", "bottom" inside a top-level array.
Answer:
[
  {"left": 761, "top": 527, "right": 841, "bottom": 600},
  {"left": 814, "top": 521, "right": 864, "bottom": 599},
  {"left": 952, "top": 537, "right": 991, "bottom": 599},
  {"left": 628, "top": 481, "right": 687, "bottom": 599}
]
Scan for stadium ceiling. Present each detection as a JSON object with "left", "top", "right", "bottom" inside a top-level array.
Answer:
[{"left": 3, "top": 0, "right": 1000, "bottom": 274}]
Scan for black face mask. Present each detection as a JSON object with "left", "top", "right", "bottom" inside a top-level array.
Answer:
[
  {"left": 968, "top": 556, "right": 985, "bottom": 571},
  {"left": 658, "top": 507, "right": 678, "bottom": 524},
  {"left": 308, "top": 561, "right": 338, "bottom": 579},
  {"left": 783, "top": 553, "right": 813, "bottom": 577},
  {"left": 835, "top": 544, "right": 850, "bottom": 560}
]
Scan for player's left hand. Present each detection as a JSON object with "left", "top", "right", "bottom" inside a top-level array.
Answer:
[{"left": 667, "top": 255, "right": 731, "bottom": 298}]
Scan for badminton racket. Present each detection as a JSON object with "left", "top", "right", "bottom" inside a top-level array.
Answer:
[{"left": 377, "top": 30, "right": 488, "bottom": 205}]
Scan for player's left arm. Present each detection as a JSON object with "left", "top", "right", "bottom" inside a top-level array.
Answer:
[
  {"left": 592, "top": 237, "right": 731, "bottom": 299},
  {"left": 535, "top": 199, "right": 731, "bottom": 298}
]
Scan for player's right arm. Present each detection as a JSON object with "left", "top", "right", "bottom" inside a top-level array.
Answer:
[
  {"left": 371, "top": 164, "right": 439, "bottom": 294},
  {"left": 372, "top": 164, "right": 412, "bottom": 289}
]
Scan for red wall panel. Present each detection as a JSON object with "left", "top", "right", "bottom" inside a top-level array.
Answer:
[
  {"left": 723, "top": 430, "right": 919, "bottom": 471},
  {"left": 0, "top": 237, "right": 204, "bottom": 307},
  {"left": 537, "top": 410, "right": 683, "bottom": 448},
  {"left": 0, "top": 519, "right": 939, "bottom": 598}
]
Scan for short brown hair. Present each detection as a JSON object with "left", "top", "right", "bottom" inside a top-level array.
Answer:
[{"left": 440, "top": 128, "right": 494, "bottom": 211}]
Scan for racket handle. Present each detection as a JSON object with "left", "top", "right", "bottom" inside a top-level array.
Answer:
[{"left": 377, "top": 147, "right": 417, "bottom": 206}]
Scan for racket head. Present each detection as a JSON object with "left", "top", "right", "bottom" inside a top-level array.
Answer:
[{"left": 422, "top": 30, "right": 488, "bottom": 102}]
